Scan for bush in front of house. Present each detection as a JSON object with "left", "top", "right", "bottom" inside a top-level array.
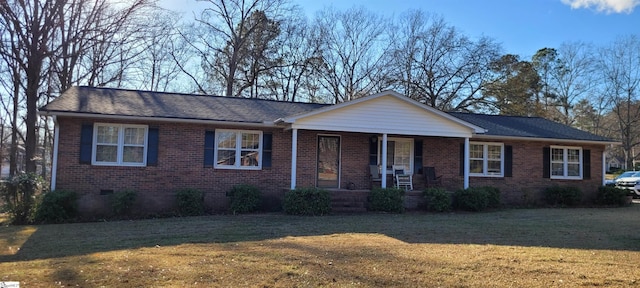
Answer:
[
  {"left": 176, "top": 188, "right": 205, "bottom": 216},
  {"left": 453, "top": 186, "right": 501, "bottom": 212},
  {"left": 0, "top": 173, "right": 46, "bottom": 224},
  {"left": 423, "top": 188, "right": 452, "bottom": 212},
  {"left": 368, "top": 187, "right": 404, "bottom": 213},
  {"left": 111, "top": 190, "right": 137, "bottom": 216},
  {"left": 34, "top": 190, "right": 78, "bottom": 224},
  {"left": 228, "top": 184, "right": 261, "bottom": 214},
  {"left": 283, "top": 187, "right": 331, "bottom": 216},
  {"left": 594, "top": 185, "right": 629, "bottom": 207},
  {"left": 543, "top": 185, "right": 582, "bottom": 207}
]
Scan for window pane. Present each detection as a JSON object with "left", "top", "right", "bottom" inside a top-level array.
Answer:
[
  {"left": 567, "top": 149, "right": 580, "bottom": 162},
  {"left": 568, "top": 164, "right": 580, "bottom": 176},
  {"left": 123, "top": 146, "right": 144, "bottom": 163},
  {"left": 385, "top": 141, "right": 395, "bottom": 169},
  {"left": 470, "top": 144, "right": 483, "bottom": 159},
  {"left": 551, "top": 148, "right": 564, "bottom": 161},
  {"left": 395, "top": 141, "right": 411, "bottom": 171},
  {"left": 217, "top": 132, "right": 236, "bottom": 149},
  {"left": 488, "top": 145, "right": 501, "bottom": 160},
  {"left": 488, "top": 160, "right": 501, "bottom": 174},
  {"left": 470, "top": 159, "right": 483, "bottom": 173},
  {"left": 240, "top": 151, "right": 259, "bottom": 166},
  {"left": 124, "top": 127, "right": 145, "bottom": 145},
  {"left": 97, "top": 126, "right": 118, "bottom": 144},
  {"left": 241, "top": 133, "right": 260, "bottom": 149},
  {"left": 217, "top": 150, "right": 236, "bottom": 165},
  {"left": 551, "top": 163, "right": 564, "bottom": 176},
  {"left": 96, "top": 145, "right": 117, "bottom": 162}
]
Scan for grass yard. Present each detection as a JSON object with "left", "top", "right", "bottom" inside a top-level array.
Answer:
[{"left": 1, "top": 206, "right": 640, "bottom": 287}]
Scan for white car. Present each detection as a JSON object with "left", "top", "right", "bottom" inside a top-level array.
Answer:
[{"left": 613, "top": 171, "right": 640, "bottom": 197}]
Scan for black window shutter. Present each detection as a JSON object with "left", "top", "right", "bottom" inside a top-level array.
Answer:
[
  {"left": 414, "top": 139, "right": 423, "bottom": 174},
  {"left": 80, "top": 123, "right": 93, "bottom": 164},
  {"left": 147, "top": 127, "right": 159, "bottom": 166},
  {"left": 504, "top": 145, "right": 513, "bottom": 177},
  {"left": 263, "top": 133, "right": 272, "bottom": 168},
  {"left": 543, "top": 147, "right": 550, "bottom": 178},
  {"left": 583, "top": 149, "right": 591, "bottom": 179},
  {"left": 204, "top": 131, "right": 215, "bottom": 167},
  {"left": 459, "top": 143, "right": 465, "bottom": 176},
  {"left": 369, "top": 136, "right": 377, "bottom": 165}
]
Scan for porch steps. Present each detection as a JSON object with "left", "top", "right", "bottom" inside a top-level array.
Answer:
[{"left": 330, "top": 190, "right": 369, "bottom": 213}]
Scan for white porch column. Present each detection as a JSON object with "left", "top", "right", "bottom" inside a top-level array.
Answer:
[
  {"left": 464, "top": 137, "right": 470, "bottom": 189},
  {"left": 381, "top": 133, "right": 388, "bottom": 188},
  {"left": 51, "top": 116, "right": 59, "bottom": 191},
  {"left": 290, "top": 128, "right": 298, "bottom": 190},
  {"left": 602, "top": 150, "right": 606, "bottom": 186}
]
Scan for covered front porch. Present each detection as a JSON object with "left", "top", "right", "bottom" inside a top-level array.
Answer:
[{"left": 275, "top": 91, "right": 487, "bottom": 193}]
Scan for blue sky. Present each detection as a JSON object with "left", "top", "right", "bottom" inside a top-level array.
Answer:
[{"left": 162, "top": 0, "right": 640, "bottom": 58}]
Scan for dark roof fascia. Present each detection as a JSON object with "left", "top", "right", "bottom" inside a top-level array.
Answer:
[
  {"left": 471, "top": 134, "right": 620, "bottom": 145},
  {"left": 39, "top": 111, "right": 277, "bottom": 128}
]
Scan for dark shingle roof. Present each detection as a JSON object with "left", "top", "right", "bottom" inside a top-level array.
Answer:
[
  {"left": 40, "top": 86, "right": 613, "bottom": 143},
  {"left": 40, "top": 86, "right": 328, "bottom": 123},
  {"left": 449, "top": 112, "right": 612, "bottom": 142}
]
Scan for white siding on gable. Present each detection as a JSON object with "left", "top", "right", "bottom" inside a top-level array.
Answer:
[{"left": 290, "top": 95, "right": 474, "bottom": 138}]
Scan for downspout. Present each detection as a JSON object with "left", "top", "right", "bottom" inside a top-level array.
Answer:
[
  {"left": 602, "top": 150, "right": 606, "bottom": 186},
  {"left": 51, "top": 116, "right": 59, "bottom": 191},
  {"left": 290, "top": 128, "right": 298, "bottom": 190},
  {"left": 464, "top": 137, "right": 470, "bottom": 189}
]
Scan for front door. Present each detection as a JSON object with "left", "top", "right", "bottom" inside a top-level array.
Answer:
[{"left": 317, "top": 135, "right": 340, "bottom": 188}]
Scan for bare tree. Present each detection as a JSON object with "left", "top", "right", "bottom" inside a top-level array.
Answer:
[
  {"left": 389, "top": 10, "right": 501, "bottom": 111},
  {"left": 553, "top": 42, "right": 598, "bottom": 125},
  {"left": 599, "top": 35, "right": 640, "bottom": 169},
  {"left": 312, "top": 6, "right": 392, "bottom": 103},
  {"left": 192, "top": 0, "right": 288, "bottom": 97}
]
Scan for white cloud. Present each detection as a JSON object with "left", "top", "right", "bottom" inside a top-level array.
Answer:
[{"left": 561, "top": 0, "right": 640, "bottom": 13}]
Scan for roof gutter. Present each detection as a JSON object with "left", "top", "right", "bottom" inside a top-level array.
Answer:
[
  {"left": 471, "top": 134, "right": 620, "bottom": 145},
  {"left": 38, "top": 111, "right": 279, "bottom": 128}
]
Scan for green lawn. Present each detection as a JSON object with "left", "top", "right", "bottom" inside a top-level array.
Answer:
[{"left": 1, "top": 206, "right": 640, "bottom": 287}]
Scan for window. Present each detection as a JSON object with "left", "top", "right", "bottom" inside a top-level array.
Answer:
[
  {"left": 551, "top": 146, "right": 582, "bottom": 179},
  {"left": 93, "top": 124, "right": 148, "bottom": 166},
  {"left": 378, "top": 138, "right": 413, "bottom": 173},
  {"left": 215, "top": 129, "right": 262, "bottom": 169},
  {"left": 469, "top": 142, "right": 503, "bottom": 177}
]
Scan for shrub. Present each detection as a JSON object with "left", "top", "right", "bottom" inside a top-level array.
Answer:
[
  {"left": 594, "top": 185, "right": 629, "bottom": 207},
  {"left": 34, "top": 190, "right": 78, "bottom": 224},
  {"left": 423, "top": 188, "right": 452, "bottom": 212},
  {"left": 483, "top": 186, "right": 501, "bottom": 209},
  {"left": 176, "top": 188, "right": 205, "bottom": 216},
  {"left": 0, "top": 173, "right": 45, "bottom": 224},
  {"left": 368, "top": 187, "right": 404, "bottom": 213},
  {"left": 283, "top": 187, "right": 330, "bottom": 216},
  {"left": 227, "top": 184, "right": 261, "bottom": 214},
  {"left": 111, "top": 190, "right": 137, "bottom": 216},
  {"left": 543, "top": 185, "right": 582, "bottom": 207},
  {"left": 453, "top": 186, "right": 500, "bottom": 212}
]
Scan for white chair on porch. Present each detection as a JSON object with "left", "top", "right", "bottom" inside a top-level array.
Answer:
[{"left": 392, "top": 165, "right": 413, "bottom": 190}]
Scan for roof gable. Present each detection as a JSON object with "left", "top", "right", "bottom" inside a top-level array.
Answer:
[{"left": 280, "top": 90, "right": 485, "bottom": 137}]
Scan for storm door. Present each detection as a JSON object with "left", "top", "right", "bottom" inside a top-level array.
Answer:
[{"left": 317, "top": 135, "right": 341, "bottom": 188}]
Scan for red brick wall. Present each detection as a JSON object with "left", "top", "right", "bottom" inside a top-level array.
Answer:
[
  {"left": 55, "top": 117, "right": 606, "bottom": 216},
  {"left": 422, "top": 137, "right": 606, "bottom": 205}
]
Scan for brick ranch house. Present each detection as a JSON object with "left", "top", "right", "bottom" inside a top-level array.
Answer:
[{"left": 39, "top": 86, "right": 615, "bottom": 216}]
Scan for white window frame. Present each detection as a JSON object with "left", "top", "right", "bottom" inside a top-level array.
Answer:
[
  {"left": 550, "top": 146, "right": 582, "bottom": 180},
  {"left": 214, "top": 129, "right": 263, "bottom": 170},
  {"left": 469, "top": 142, "right": 504, "bottom": 177},
  {"left": 92, "top": 123, "right": 148, "bottom": 167},
  {"left": 378, "top": 137, "right": 413, "bottom": 174}
]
